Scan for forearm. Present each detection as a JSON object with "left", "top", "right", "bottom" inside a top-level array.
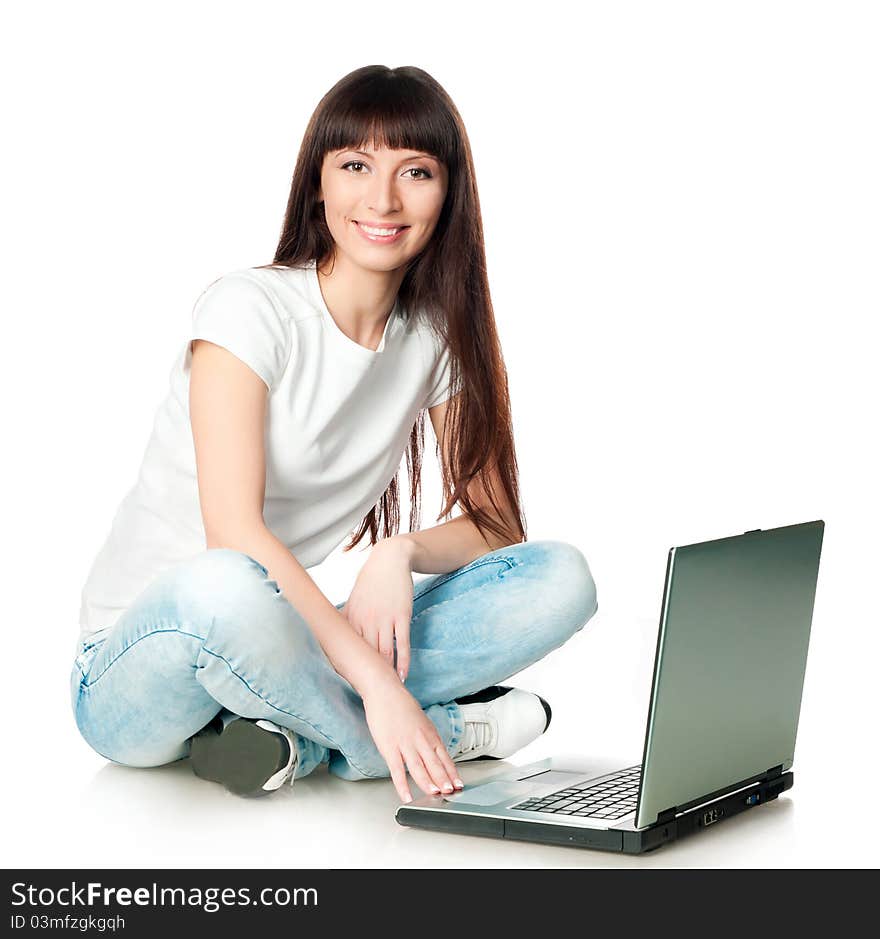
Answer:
[
  {"left": 386, "top": 513, "right": 519, "bottom": 576},
  {"left": 206, "top": 524, "right": 395, "bottom": 698}
]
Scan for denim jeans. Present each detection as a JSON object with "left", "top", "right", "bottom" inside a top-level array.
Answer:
[{"left": 69, "top": 540, "right": 598, "bottom": 782}]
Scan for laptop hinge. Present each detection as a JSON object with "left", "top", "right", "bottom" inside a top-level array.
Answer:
[
  {"left": 656, "top": 807, "right": 677, "bottom": 824},
  {"left": 764, "top": 764, "right": 784, "bottom": 781}
]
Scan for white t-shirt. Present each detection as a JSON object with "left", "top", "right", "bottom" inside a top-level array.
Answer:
[{"left": 77, "top": 260, "right": 458, "bottom": 649}]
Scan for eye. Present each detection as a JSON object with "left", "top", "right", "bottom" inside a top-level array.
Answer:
[{"left": 342, "top": 160, "right": 433, "bottom": 179}]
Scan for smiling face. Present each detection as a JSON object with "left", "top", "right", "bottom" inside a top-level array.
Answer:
[{"left": 317, "top": 144, "right": 449, "bottom": 274}]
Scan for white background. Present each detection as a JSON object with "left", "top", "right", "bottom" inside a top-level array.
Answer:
[{"left": 2, "top": 0, "right": 877, "bottom": 868}]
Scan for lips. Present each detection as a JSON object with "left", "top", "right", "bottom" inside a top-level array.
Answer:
[
  {"left": 355, "top": 221, "right": 408, "bottom": 234},
  {"left": 352, "top": 220, "right": 410, "bottom": 244}
]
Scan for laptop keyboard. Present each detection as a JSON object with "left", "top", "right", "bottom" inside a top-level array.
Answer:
[{"left": 511, "top": 765, "right": 642, "bottom": 820}]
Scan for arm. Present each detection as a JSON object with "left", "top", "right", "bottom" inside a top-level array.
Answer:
[
  {"left": 206, "top": 522, "right": 395, "bottom": 698},
  {"left": 190, "top": 339, "right": 395, "bottom": 699},
  {"left": 382, "top": 514, "right": 507, "bottom": 575},
  {"left": 380, "top": 396, "right": 523, "bottom": 575}
]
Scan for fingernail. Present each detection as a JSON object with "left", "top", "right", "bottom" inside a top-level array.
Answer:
[
  {"left": 404, "top": 793, "right": 413, "bottom": 803},
  {"left": 430, "top": 786, "right": 441, "bottom": 794},
  {"left": 454, "top": 778, "right": 464, "bottom": 788},
  {"left": 442, "top": 783, "right": 453, "bottom": 793},
  {"left": 398, "top": 669, "right": 406, "bottom": 683}
]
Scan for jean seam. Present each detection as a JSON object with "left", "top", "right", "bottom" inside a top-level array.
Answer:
[
  {"left": 74, "top": 644, "right": 110, "bottom": 689},
  {"left": 84, "top": 627, "right": 206, "bottom": 686},
  {"left": 242, "top": 553, "right": 268, "bottom": 576},
  {"left": 410, "top": 556, "right": 523, "bottom": 627},
  {"left": 81, "top": 625, "right": 382, "bottom": 781},
  {"left": 412, "top": 554, "right": 519, "bottom": 604},
  {"left": 195, "top": 644, "right": 382, "bottom": 777}
]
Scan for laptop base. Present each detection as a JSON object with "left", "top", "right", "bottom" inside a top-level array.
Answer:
[{"left": 396, "top": 771, "right": 793, "bottom": 854}]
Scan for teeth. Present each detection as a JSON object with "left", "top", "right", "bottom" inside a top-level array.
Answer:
[{"left": 359, "top": 224, "right": 401, "bottom": 236}]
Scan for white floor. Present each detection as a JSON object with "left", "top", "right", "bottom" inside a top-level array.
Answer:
[
  {"left": 11, "top": 602, "right": 876, "bottom": 869},
  {"left": 43, "top": 744, "right": 802, "bottom": 869}
]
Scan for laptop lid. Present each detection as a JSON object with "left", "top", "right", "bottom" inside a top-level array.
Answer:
[{"left": 636, "top": 520, "right": 825, "bottom": 829}]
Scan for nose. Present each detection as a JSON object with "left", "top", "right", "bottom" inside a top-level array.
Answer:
[{"left": 366, "top": 172, "right": 403, "bottom": 218}]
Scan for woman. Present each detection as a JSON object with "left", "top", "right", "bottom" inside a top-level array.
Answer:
[{"left": 70, "top": 65, "right": 598, "bottom": 804}]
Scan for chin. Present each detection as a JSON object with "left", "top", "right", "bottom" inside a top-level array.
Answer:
[{"left": 349, "top": 247, "right": 418, "bottom": 274}]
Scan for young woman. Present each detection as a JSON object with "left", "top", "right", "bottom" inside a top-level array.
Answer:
[{"left": 70, "top": 65, "right": 598, "bottom": 804}]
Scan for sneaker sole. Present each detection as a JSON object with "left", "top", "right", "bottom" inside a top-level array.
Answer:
[{"left": 190, "top": 716, "right": 289, "bottom": 797}]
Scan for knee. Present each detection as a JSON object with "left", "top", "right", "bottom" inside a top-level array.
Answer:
[
  {"left": 180, "top": 549, "right": 285, "bottom": 636},
  {"left": 184, "top": 549, "right": 315, "bottom": 664},
  {"left": 75, "top": 706, "right": 192, "bottom": 770},
  {"left": 101, "top": 745, "right": 189, "bottom": 770},
  {"left": 529, "top": 540, "right": 599, "bottom": 637},
  {"left": 186, "top": 548, "right": 274, "bottom": 596}
]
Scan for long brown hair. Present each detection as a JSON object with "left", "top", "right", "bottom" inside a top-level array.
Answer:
[{"left": 260, "top": 65, "right": 526, "bottom": 552}]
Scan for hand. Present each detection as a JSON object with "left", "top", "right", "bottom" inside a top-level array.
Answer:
[
  {"left": 362, "top": 676, "right": 464, "bottom": 802},
  {"left": 342, "top": 537, "right": 415, "bottom": 682}
]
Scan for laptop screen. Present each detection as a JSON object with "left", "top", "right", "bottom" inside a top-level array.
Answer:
[{"left": 637, "top": 521, "right": 824, "bottom": 828}]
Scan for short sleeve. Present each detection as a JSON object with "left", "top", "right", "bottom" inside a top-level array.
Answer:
[
  {"left": 190, "top": 272, "right": 292, "bottom": 392},
  {"left": 423, "top": 338, "right": 462, "bottom": 409}
]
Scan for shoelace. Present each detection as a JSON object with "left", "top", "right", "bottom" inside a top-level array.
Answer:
[{"left": 458, "top": 717, "right": 494, "bottom": 756}]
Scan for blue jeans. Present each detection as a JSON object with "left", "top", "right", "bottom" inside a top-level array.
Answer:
[{"left": 69, "top": 540, "right": 598, "bottom": 782}]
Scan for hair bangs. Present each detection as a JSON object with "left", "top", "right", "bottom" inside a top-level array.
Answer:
[{"left": 318, "top": 70, "right": 459, "bottom": 168}]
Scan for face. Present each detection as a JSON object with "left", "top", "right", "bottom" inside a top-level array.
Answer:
[{"left": 317, "top": 143, "right": 449, "bottom": 273}]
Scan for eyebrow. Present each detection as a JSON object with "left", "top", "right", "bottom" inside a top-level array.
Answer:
[{"left": 340, "top": 149, "right": 442, "bottom": 165}]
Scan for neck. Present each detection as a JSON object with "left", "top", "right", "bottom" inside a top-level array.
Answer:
[{"left": 316, "top": 253, "right": 405, "bottom": 350}]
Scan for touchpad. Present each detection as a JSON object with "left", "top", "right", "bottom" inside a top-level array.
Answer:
[{"left": 444, "top": 781, "right": 530, "bottom": 806}]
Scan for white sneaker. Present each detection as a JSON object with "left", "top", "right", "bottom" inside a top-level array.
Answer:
[
  {"left": 451, "top": 686, "right": 552, "bottom": 763},
  {"left": 190, "top": 712, "right": 299, "bottom": 796}
]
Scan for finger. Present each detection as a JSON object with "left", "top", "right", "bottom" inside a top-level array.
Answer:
[
  {"left": 420, "top": 738, "right": 457, "bottom": 793},
  {"left": 436, "top": 743, "right": 464, "bottom": 789},
  {"left": 386, "top": 749, "right": 412, "bottom": 803},
  {"left": 400, "top": 743, "right": 440, "bottom": 798},
  {"left": 395, "top": 619, "right": 411, "bottom": 682}
]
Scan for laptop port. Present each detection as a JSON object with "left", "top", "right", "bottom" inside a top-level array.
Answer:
[
  {"left": 745, "top": 793, "right": 761, "bottom": 806},
  {"left": 702, "top": 808, "right": 722, "bottom": 826}
]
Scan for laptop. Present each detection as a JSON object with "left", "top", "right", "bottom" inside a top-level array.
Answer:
[{"left": 396, "top": 520, "right": 825, "bottom": 854}]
